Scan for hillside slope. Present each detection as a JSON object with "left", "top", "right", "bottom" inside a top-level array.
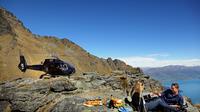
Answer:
[{"left": 0, "top": 7, "right": 140, "bottom": 81}]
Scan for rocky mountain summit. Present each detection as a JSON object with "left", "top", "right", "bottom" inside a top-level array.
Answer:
[
  {"left": 0, "top": 72, "right": 153, "bottom": 111},
  {"left": 0, "top": 72, "right": 199, "bottom": 112}
]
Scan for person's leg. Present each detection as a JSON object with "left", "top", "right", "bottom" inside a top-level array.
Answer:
[
  {"left": 108, "top": 100, "right": 114, "bottom": 108},
  {"left": 145, "top": 98, "right": 161, "bottom": 111},
  {"left": 124, "top": 98, "right": 136, "bottom": 110},
  {"left": 158, "top": 99, "right": 177, "bottom": 111},
  {"left": 145, "top": 98, "right": 177, "bottom": 111}
]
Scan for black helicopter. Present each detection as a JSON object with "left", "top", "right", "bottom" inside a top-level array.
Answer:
[{"left": 18, "top": 55, "right": 76, "bottom": 78}]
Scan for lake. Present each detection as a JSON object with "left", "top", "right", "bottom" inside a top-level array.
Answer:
[{"left": 162, "top": 79, "right": 200, "bottom": 104}]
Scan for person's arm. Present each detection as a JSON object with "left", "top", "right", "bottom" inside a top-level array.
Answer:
[
  {"left": 170, "top": 104, "right": 180, "bottom": 108},
  {"left": 178, "top": 96, "right": 184, "bottom": 107},
  {"left": 153, "top": 92, "right": 161, "bottom": 97},
  {"left": 161, "top": 89, "right": 169, "bottom": 96},
  {"left": 130, "top": 87, "right": 134, "bottom": 96},
  {"left": 170, "top": 96, "right": 184, "bottom": 110},
  {"left": 151, "top": 89, "right": 168, "bottom": 97}
]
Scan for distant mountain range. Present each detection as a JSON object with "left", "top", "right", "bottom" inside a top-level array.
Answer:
[{"left": 142, "top": 65, "right": 200, "bottom": 82}]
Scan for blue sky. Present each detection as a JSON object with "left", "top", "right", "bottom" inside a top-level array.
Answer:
[{"left": 1, "top": 0, "right": 200, "bottom": 67}]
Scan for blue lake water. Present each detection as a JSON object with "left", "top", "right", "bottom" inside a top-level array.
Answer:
[{"left": 162, "top": 79, "right": 200, "bottom": 104}]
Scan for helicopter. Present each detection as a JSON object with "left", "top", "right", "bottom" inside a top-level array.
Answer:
[{"left": 18, "top": 55, "right": 76, "bottom": 78}]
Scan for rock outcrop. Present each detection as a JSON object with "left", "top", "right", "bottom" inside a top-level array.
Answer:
[
  {"left": 0, "top": 72, "right": 153, "bottom": 112},
  {"left": 0, "top": 72, "right": 199, "bottom": 112},
  {"left": 194, "top": 104, "right": 200, "bottom": 111}
]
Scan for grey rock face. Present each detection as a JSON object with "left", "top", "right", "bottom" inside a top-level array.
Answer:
[
  {"left": 0, "top": 73, "right": 198, "bottom": 112},
  {"left": 51, "top": 97, "right": 85, "bottom": 112},
  {"left": 0, "top": 101, "right": 11, "bottom": 112},
  {"left": 0, "top": 77, "right": 77, "bottom": 112},
  {"left": 50, "top": 78, "right": 77, "bottom": 92}
]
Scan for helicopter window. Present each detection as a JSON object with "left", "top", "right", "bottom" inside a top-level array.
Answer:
[
  {"left": 65, "top": 64, "right": 68, "bottom": 68},
  {"left": 63, "top": 64, "right": 66, "bottom": 68},
  {"left": 60, "top": 64, "right": 68, "bottom": 70}
]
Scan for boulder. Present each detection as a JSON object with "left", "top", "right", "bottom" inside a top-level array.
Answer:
[
  {"left": 51, "top": 97, "right": 85, "bottom": 112},
  {"left": 0, "top": 101, "right": 11, "bottom": 112},
  {"left": 50, "top": 78, "right": 77, "bottom": 92},
  {"left": 0, "top": 77, "right": 77, "bottom": 112},
  {"left": 184, "top": 96, "right": 199, "bottom": 112}
]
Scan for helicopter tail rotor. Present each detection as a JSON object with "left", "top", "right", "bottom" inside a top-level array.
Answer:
[{"left": 18, "top": 55, "right": 27, "bottom": 72}]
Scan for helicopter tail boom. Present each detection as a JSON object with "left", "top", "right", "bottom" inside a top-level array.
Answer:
[{"left": 18, "top": 55, "right": 27, "bottom": 72}]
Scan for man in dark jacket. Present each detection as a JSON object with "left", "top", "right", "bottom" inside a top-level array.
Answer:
[{"left": 145, "top": 83, "right": 184, "bottom": 112}]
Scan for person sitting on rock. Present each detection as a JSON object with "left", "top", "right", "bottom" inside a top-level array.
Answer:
[
  {"left": 125, "top": 80, "right": 146, "bottom": 111},
  {"left": 145, "top": 82, "right": 184, "bottom": 112},
  {"left": 125, "top": 82, "right": 184, "bottom": 112}
]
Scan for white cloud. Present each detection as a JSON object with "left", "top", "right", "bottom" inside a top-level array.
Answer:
[
  {"left": 118, "top": 56, "right": 200, "bottom": 67},
  {"left": 147, "top": 53, "right": 170, "bottom": 57}
]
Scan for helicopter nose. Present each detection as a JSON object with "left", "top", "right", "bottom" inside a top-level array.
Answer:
[
  {"left": 71, "top": 67, "right": 75, "bottom": 74},
  {"left": 73, "top": 68, "right": 76, "bottom": 73}
]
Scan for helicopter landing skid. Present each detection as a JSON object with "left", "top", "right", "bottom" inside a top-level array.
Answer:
[{"left": 39, "top": 74, "right": 51, "bottom": 79}]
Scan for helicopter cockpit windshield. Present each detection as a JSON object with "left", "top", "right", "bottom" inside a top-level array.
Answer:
[{"left": 60, "top": 64, "right": 68, "bottom": 71}]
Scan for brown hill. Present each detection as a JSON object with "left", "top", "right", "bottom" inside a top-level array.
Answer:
[{"left": 0, "top": 7, "right": 141, "bottom": 81}]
